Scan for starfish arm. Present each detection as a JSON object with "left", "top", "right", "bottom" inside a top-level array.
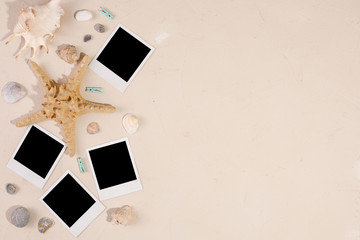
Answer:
[
  {"left": 79, "top": 100, "right": 116, "bottom": 114},
  {"left": 29, "top": 61, "right": 56, "bottom": 90},
  {"left": 15, "top": 53, "right": 116, "bottom": 157},
  {"left": 16, "top": 110, "right": 48, "bottom": 127},
  {"left": 67, "top": 54, "right": 90, "bottom": 88},
  {"left": 62, "top": 119, "right": 76, "bottom": 157}
]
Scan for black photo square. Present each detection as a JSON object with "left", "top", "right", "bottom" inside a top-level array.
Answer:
[{"left": 87, "top": 138, "right": 142, "bottom": 200}]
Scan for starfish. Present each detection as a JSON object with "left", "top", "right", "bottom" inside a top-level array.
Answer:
[{"left": 16, "top": 53, "right": 116, "bottom": 156}]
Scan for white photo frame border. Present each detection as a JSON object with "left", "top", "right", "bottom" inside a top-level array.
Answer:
[
  {"left": 7, "top": 124, "right": 66, "bottom": 189},
  {"left": 88, "top": 22, "right": 154, "bottom": 93},
  {"left": 86, "top": 137, "right": 142, "bottom": 200},
  {"left": 40, "top": 170, "right": 105, "bottom": 237}
]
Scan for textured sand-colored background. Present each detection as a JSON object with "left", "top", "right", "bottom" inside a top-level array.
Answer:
[{"left": 1, "top": 0, "right": 360, "bottom": 239}]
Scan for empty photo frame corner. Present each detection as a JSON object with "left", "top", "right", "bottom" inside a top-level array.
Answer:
[
  {"left": 7, "top": 124, "right": 66, "bottom": 189},
  {"left": 40, "top": 170, "right": 104, "bottom": 237},
  {"left": 86, "top": 137, "right": 142, "bottom": 200},
  {"left": 89, "top": 22, "right": 154, "bottom": 93}
]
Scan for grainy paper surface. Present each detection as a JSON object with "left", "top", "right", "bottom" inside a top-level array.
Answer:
[{"left": 1, "top": 0, "right": 360, "bottom": 239}]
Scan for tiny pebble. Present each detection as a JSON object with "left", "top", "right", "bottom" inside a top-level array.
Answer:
[
  {"left": 94, "top": 23, "right": 105, "bottom": 33},
  {"left": 11, "top": 207, "right": 30, "bottom": 228},
  {"left": 6, "top": 184, "right": 16, "bottom": 194},
  {"left": 83, "top": 34, "right": 92, "bottom": 42},
  {"left": 87, "top": 122, "right": 99, "bottom": 134},
  {"left": 74, "top": 9, "right": 93, "bottom": 21},
  {"left": 38, "top": 217, "right": 54, "bottom": 233},
  {"left": 1, "top": 82, "right": 27, "bottom": 104}
]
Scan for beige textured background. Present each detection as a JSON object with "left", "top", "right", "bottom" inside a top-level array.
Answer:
[{"left": 1, "top": 0, "right": 360, "bottom": 239}]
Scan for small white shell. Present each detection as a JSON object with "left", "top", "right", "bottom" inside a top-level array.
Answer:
[
  {"left": 74, "top": 9, "right": 93, "bottom": 21},
  {"left": 1, "top": 82, "right": 27, "bottom": 103},
  {"left": 122, "top": 114, "right": 139, "bottom": 134}
]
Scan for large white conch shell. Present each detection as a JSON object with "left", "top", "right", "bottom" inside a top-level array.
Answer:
[{"left": 5, "top": 0, "right": 64, "bottom": 58}]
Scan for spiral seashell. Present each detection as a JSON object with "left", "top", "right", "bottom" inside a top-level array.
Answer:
[
  {"left": 56, "top": 44, "right": 79, "bottom": 64},
  {"left": 5, "top": 0, "right": 64, "bottom": 58}
]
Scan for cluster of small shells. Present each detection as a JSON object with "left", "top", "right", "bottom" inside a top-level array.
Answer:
[
  {"left": 4, "top": 3, "right": 145, "bottom": 234},
  {"left": 73, "top": 9, "right": 105, "bottom": 41}
]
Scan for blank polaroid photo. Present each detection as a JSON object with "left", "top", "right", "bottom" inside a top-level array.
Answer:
[
  {"left": 89, "top": 23, "right": 154, "bottom": 93},
  {"left": 7, "top": 124, "right": 66, "bottom": 189},
  {"left": 40, "top": 170, "right": 104, "bottom": 237},
  {"left": 86, "top": 138, "right": 142, "bottom": 200}
]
